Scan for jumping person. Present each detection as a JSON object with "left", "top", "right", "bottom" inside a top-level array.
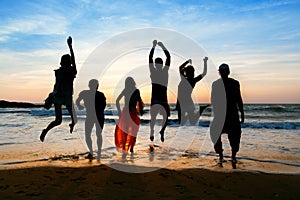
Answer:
[
  {"left": 176, "top": 57, "right": 208, "bottom": 125},
  {"left": 40, "top": 36, "right": 77, "bottom": 142},
  {"left": 148, "top": 40, "right": 171, "bottom": 145}
]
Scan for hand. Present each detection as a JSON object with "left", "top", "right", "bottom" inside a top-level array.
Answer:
[
  {"left": 188, "top": 59, "right": 192, "bottom": 64},
  {"left": 203, "top": 57, "right": 208, "bottom": 62},
  {"left": 152, "top": 40, "right": 157, "bottom": 47},
  {"left": 157, "top": 41, "right": 163, "bottom": 47},
  {"left": 67, "top": 36, "right": 72, "bottom": 46},
  {"left": 117, "top": 109, "right": 121, "bottom": 117},
  {"left": 240, "top": 113, "right": 244, "bottom": 123},
  {"left": 77, "top": 105, "right": 84, "bottom": 110}
]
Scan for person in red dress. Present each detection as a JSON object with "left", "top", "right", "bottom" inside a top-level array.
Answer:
[{"left": 115, "top": 77, "right": 144, "bottom": 159}]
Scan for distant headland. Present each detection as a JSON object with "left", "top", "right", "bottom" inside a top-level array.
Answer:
[{"left": 0, "top": 100, "right": 43, "bottom": 108}]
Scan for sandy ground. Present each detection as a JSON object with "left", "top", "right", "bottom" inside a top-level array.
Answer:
[{"left": 0, "top": 154, "right": 299, "bottom": 200}]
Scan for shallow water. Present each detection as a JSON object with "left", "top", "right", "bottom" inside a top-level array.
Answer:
[{"left": 0, "top": 104, "right": 299, "bottom": 173}]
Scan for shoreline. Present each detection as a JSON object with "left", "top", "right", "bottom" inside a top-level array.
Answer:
[
  {"left": 1, "top": 163, "right": 299, "bottom": 199},
  {"left": 1, "top": 151, "right": 299, "bottom": 174}
]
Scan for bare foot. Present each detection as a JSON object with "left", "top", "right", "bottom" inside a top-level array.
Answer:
[
  {"left": 40, "top": 129, "right": 47, "bottom": 142},
  {"left": 69, "top": 123, "right": 75, "bottom": 133}
]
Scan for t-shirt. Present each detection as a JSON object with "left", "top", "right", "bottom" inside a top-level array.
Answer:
[
  {"left": 53, "top": 66, "right": 77, "bottom": 97},
  {"left": 150, "top": 68, "right": 169, "bottom": 103},
  {"left": 211, "top": 77, "right": 242, "bottom": 132},
  {"left": 78, "top": 90, "right": 106, "bottom": 117}
]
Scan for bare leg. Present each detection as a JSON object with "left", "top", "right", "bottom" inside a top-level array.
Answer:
[
  {"left": 95, "top": 121, "right": 103, "bottom": 161},
  {"left": 160, "top": 109, "right": 168, "bottom": 142},
  {"left": 40, "top": 104, "right": 62, "bottom": 142},
  {"left": 180, "top": 112, "right": 188, "bottom": 125},
  {"left": 150, "top": 106, "right": 159, "bottom": 141},
  {"left": 231, "top": 151, "right": 237, "bottom": 161},
  {"left": 189, "top": 111, "right": 199, "bottom": 125},
  {"left": 85, "top": 118, "right": 94, "bottom": 157},
  {"left": 199, "top": 104, "right": 209, "bottom": 116},
  {"left": 66, "top": 103, "right": 77, "bottom": 133},
  {"left": 189, "top": 104, "right": 209, "bottom": 125}
]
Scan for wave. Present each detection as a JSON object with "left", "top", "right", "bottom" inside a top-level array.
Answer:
[
  {"left": 0, "top": 142, "right": 19, "bottom": 146},
  {"left": 245, "top": 104, "right": 300, "bottom": 113},
  {"left": 1, "top": 105, "right": 300, "bottom": 130},
  {"left": 241, "top": 122, "right": 300, "bottom": 130},
  {"left": 28, "top": 109, "right": 118, "bottom": 116},
  {"left": 0, "top": 110, "right": 30, "bottom": 114},
  {"left": 100, "top": 119, "right": 300, "bottom": 130}
]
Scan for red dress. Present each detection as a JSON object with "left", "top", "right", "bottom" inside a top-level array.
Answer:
[
  {"left": 115, "top": 108, "right": 140, "bottom": 152},
  {"left": 115, "top": 89, "right": 144, "bottom": 153}
]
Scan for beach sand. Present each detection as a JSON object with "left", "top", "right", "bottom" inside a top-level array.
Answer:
[{"left": 1, "top": 155, "right": 299, "bottom": 200}]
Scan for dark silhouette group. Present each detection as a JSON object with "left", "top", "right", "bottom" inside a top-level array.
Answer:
[{"left": 41, "top": 37, "right": 244, "bottom": 165}]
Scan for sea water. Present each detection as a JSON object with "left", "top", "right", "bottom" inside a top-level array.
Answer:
[{"left": 0, "top": 104, "right": 299, "bottom": 173}]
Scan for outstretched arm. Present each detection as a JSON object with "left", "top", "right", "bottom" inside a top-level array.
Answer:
[
  {"left": 195, "top": 57, "right": 208, "bottom": 82},
  {"left": 158, "top": 42, "right": 170, "bottom": 68},
  {"left": 67, "top": 36, "right": 77, "bottom": 75},
  {"left": 149, "top": 40, "right": 157, "bottom": 72}
]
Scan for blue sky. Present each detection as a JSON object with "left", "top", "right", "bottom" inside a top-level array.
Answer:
[{"left": 0, "top": 0, "right": 299, "bottom": 103}]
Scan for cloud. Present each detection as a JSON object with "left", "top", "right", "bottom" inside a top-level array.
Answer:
[
  {"left": 0, "top": 0, "right": 299, "bottom": 103},
  {"left": 238, "top": 0, "right": 298, "bottom": 12},
  {"left": 0, "top": 35, "right": 10, "bottom": 42},
  {"left": 0, "top": 14, "right": 68, "bottom": 36}
]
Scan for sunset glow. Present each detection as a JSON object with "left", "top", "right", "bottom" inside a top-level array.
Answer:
[{"left": 0, "top": 0, "right": 299, "bottom": 103}]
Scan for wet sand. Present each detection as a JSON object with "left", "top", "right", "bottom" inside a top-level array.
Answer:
[{"left": 0, "top": 156, "right": 299, "bottom": 200}]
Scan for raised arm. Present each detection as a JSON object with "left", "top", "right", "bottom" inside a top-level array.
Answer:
[
  {"left": 158, "top": 42, "right": 170, "bottom": 68},
  {"left": 179, "top": 59, "right": 191, "bottom": 75},
  {"left": 149, "top": 40, "right": 157, "bottom": 72},
  {"left": 195, "top": 57, "right": 208, "bottom": 82},
  {"left": 67, "top": 36, "right": 77, "bottom": 75}
]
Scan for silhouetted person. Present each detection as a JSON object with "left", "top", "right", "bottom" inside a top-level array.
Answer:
[
  {"left": 149, "top": 40, "right": 171, "bottom": 144},
  {"left": 115, "top": 77, "right": 144, "bottom": 159},
  {"left": 76, "top": 79, "right": 106, "bottom": 161},
  {"left": 40, "top": 36, "right": 77, "bottom": 142},
  {"left": 210, "top": 63, "right": 244, "bottom": 165},
  {"left": 176, "top": 57, "right": 208, "bottom": 125}
]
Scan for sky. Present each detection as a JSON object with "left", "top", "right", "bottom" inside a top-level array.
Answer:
[{"left": 0, "top": 0, "right": 299, "bottom": 103}]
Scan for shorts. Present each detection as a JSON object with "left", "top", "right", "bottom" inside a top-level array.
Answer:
[
  {"left": 150, "top": 102, "right": 170, "bottom": 117},
  {"left": 53, "top": 95, "right": 73, "bottom": 106}
]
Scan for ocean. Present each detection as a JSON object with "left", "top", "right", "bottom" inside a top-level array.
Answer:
[{"left": 0, "top": 104, "right": 299, "bottom": 173}]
